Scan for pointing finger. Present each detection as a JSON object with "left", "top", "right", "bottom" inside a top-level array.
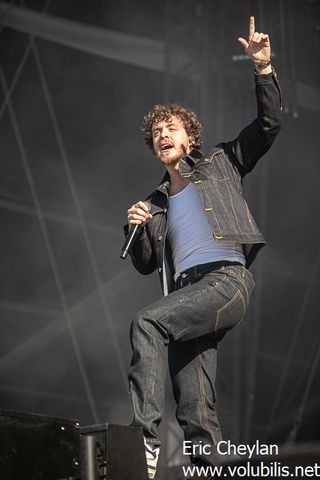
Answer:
[{"left": 249, "top": 15, "right": 255, "bottom": 39}]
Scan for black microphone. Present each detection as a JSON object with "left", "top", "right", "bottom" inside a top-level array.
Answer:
[
  {"left": 120, "top": 202, "right": 151, "bottom": 260},
  {"left": 120, "top": 224, "right": 143, "bottom": 259}
]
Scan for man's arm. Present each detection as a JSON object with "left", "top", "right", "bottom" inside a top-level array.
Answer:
[
  {"left": 222, "top": 17, "right": 282, "bottom": 176},
  {"left": 124, "top": 201, "right": 157, "bottom": 275}
]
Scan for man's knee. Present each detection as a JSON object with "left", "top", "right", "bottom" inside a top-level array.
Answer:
[
  {"left": 131, "top": 309, "right": 148, "bottom": 335},
  {"left": 131, "top": 308, "right": 169, "bottom": 341}
]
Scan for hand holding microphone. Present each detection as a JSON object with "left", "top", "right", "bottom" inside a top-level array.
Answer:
[
  {"left": 120, "top": 201, "right": 152, "bottom": 259},
  {"left": 127, "top": 201, "right": 152, "bottom": 226}
]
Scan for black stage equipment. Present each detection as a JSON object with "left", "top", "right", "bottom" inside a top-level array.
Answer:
[
  {"left": 0, "top": 408, "right": 80, "bottom": 480},
  {"left": 80, "top": 423, "right": 148, "bottom": 480}
]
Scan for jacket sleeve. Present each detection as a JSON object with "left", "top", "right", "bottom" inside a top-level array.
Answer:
[
  {"left": 123, "top": 223, "right": 157, "bottom": 275},
  {"left": 221, "top": 68, "right": 283, "bottom": 177}
]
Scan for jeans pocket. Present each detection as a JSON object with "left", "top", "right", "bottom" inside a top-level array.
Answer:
[{"left": 214, "top": 289, "right": 245, "bottom": 335}]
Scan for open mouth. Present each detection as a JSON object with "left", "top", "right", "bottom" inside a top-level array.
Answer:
[{"left": 160, "top": 143, "right": 174, "bottom": 152}]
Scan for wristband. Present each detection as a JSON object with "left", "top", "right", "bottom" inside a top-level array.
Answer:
[{"left": 254, "top": 59, "right": 272, "bottom": 71}]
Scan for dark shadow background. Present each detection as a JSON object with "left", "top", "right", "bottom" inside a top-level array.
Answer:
[{"left": 0, "top": 0, "right": 319, "bottom": 468}]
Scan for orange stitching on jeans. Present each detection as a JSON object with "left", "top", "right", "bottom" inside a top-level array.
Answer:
[
  {"left": 214, "top": 289, "right": 242, "bottom": 333},
  {"left": 197, "top": 341, "right": 217, "bottom": 445}
]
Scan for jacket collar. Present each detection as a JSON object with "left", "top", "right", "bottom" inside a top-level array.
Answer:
[
  {"left": 156, "top": 148, "right": 204, "bottom": 194},
  {"left": 156, "top": 172, "right": 170, "bottom": 196},
  {"left": 179, "top": 148, "right": 204, "bottom": 175}
]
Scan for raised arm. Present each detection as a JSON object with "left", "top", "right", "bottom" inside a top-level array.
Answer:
[{"left": 222, "top": 16, "right": 282, "bottom": 176}]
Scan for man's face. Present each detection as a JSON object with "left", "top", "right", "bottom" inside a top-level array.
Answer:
[{"left": 152, "top": 115, "right": 193, "bottom": 166}]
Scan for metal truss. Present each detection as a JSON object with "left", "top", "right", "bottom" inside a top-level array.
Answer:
[
  {"left": 163, "top": 0, "right": 211, "bottom": 115},
  {"left": 0, "top": 1, "right": 318, "bottom": 114},
  {"left": 0, "top": 0, "right": 129, "bottom": 424},
  {"left": 0, "top": 197, "right": 119, "bottom": 236}
]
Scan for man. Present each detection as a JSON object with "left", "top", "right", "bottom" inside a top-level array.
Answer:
[{"left": 125, "top": 17, "right": 282, "bottom": 479}]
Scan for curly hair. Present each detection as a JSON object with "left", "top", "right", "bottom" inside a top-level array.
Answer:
[{"left": 141, "top": 103, "right": 203, "bottom": 152}]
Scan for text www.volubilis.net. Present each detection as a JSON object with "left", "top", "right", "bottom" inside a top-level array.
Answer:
[{"left": 182, "top": 461, "right": 320, "bottom": 478}]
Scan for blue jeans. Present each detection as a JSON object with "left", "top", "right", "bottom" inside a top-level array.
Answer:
[{"left": 128, "top": 264, "right": 255, "bottom": 464}]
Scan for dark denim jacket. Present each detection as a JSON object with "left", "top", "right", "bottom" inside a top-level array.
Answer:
[{"left": 127, "top": 69, "right": 282, "bottom": 295}]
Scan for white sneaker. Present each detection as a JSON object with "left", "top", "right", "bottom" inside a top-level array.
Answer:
[{"left": 144, "top": 437, "right": 160, "bottom": 479}]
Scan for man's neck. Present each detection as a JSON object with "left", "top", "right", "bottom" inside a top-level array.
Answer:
[{"left": 167, "top": 164, "right": 190, "bottom": 196}]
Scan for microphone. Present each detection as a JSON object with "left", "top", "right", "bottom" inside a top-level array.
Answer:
[
  {"left": 120, "top": 224, "right": 143, "bottom": 259},
  {"left": 120, "top": 202, "right": 151, "bottom": 260}
]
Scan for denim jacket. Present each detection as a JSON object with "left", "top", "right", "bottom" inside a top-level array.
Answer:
[{"left": 127, "top": 69, "right": 282, "bottom": 295}]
